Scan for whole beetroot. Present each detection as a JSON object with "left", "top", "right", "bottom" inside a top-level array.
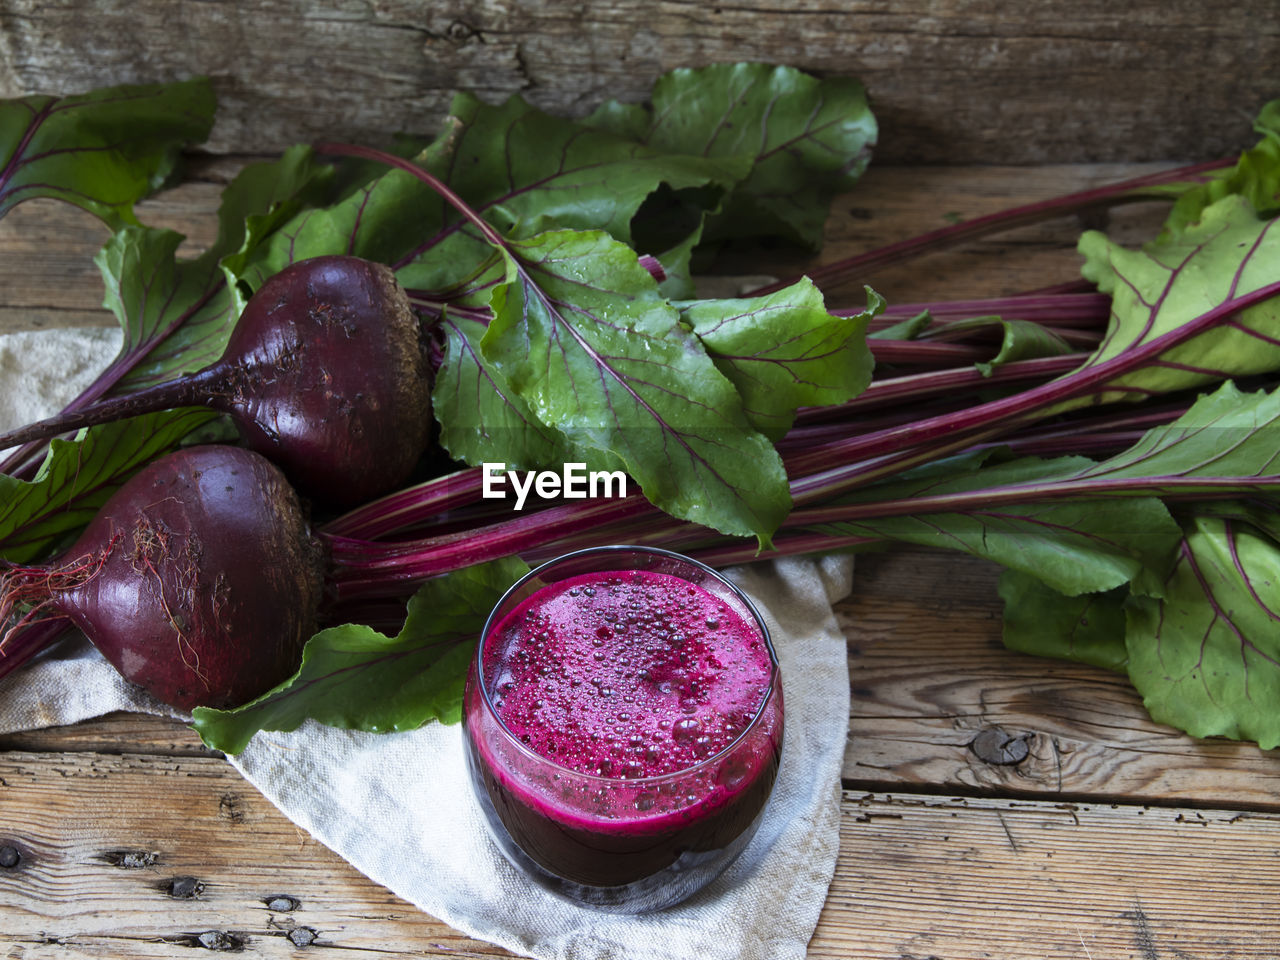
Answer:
[
  {"left": 0, "top": 445, "right": 324, "bottom": 710},
  {"left": 0, "top": 256, "right": 434, "bottom": 507},
  {"left": 218, "top": 255, "right": 433, "bottom": 505}
]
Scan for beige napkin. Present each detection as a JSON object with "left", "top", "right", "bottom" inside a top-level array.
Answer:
[{"left": 0, "top": 327, "right": 853, "bottom": 960}]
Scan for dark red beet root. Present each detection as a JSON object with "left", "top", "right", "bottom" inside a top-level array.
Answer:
[
  {"left": 0, "top": 446, "right": 324, "bottom": 711},
  {"left": 0, "top": 256, "right": 434, "bottom": 507},
  {"left": 217, "top": 256, "right": 433, "bottom": 505}
]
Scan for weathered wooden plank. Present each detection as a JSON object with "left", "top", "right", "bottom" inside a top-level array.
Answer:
[
  {"left": 4, "top": 750, "right": 1280, "bottom": 958},
  {"left": 0, "top": 1, "right": 1273, "bottom": 164},
  {"left": 813, "top": 791, "right": 1280, "bottom": 959},
  {"left": 0, "top": 712, "right": 215, "bottom": 759},
  {"left": 0, "top": 752, "right": 510, "bottom": 958},
  {"left": 838, "top": 548, "right": 1280, "bottom": 809}
]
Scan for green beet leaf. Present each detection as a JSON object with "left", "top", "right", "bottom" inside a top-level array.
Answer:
[
  {"left": 1126, "top": 513, "right": 1280, "bottom": 749},
  {"left": 240, "top": 93, "right": 746, "bottom": 297},
  {"left": 1075, "top": 194, "right": 1280, "bottom": 407},
  {"left": 948, "top": 315, "right": 1075, "bottom": 376},
  {"left": 210, "top": 145, "right": 339, "bottom": 312},
  {"left": 96, "top": 225, "right": 236, "bottom": 387},
  {"left": 868, "top": 310, "right": 1072, "bottom": 373},
  {"left": 96, "top": 146, "right": 334, "bottom": 391},
  {"left": 238, "top": 154, "right": 469, "bottom": 293},
  {"left": 1161, "top": 99, "right": 1280, "bottom": 234},
  {"left": 587, "top": 63, "right": 877, "bottom": 249},
  {"left": 867, "top": 309, "right": 932, "bottom": 341},
  {"left": 810, "top": 451, "right": 1180, "bottom": 597},
  {"left": 483, "top": 229, "right": 791, "bottom": 542},
  {"left": 0, "top": 409, "right": 219, "bottom": 563},
  {"left": 191, "top": 556, "right": 531, "bottom": 756},
  {"left": 998, "top": 570, "right": 1129, "bottom": 672},
  {"left": 1064, "top": 380, "right": 1280, "bottom": 502},
  {"left": 425, "top": 245, "right": 582, "bottom": 471},
  {"left": 420, "top": 91, "right": 747, "bottom": 245},
  {"left": 681, "top": 281, "right": 880, "bottom": 440},
  {"left": 421, "top": 241, "right": 579, "bottom": 471},
  {"left": 643, "top": 201, "right": 709, "bottom": 300},
  {"left": 431, "top": 298, "right": 577, "bottom": 470},
  {"left": 810, "top": 380, "right": 1280, "bottom": 597},
  {"left": 0, "top": 77, "right": 214, "bottom": 226}
]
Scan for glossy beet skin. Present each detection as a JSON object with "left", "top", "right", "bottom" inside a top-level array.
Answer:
[
  {"left": 0, "top": 256, "right": 434, "bottom": 507},
  {"left": 0, "top": 446, "right": 325, "bottom": 710},
  {"left": 217, "top": 256, "right": 433, "bottom": 505}
]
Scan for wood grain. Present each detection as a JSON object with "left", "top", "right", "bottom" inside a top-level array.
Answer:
[
  {"left": 4, "top": 749, "right": 1280, "bottom": 958},
  {"left": 0, "top": 713, "right": 216, "bottom": 759},
  {"left": 0, "top": 751, "right": 509, "bottom": 957},
  {"left": 813, "top": 791, "right": 1280, "bottom": 959},
  {"left": 0, "top": 1, "right": 1274, "bottom": 164}
]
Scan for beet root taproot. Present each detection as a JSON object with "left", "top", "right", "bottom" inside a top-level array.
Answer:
[{"left": 0, "top": 445, "right": 325, "bottom": 710}]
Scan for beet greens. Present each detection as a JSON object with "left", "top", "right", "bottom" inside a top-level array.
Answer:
[
  {"left": 3, "top": 70, "right": 1280, "bottom": 752},
  {"left": 0, "top": 77, "right": 214, "bottom": 226}
]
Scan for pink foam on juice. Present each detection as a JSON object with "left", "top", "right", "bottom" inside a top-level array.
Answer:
[{"left": 487, "top": 570, "right": 771, "bottom": 778}]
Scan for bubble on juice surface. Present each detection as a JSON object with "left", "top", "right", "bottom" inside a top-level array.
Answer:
[{"left": 671, "top": 717, "right": 701, "bottom": 743}]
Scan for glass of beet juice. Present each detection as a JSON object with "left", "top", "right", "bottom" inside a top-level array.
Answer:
[{"left": 463, "top": 545, "right": 783, "bottom": 913}]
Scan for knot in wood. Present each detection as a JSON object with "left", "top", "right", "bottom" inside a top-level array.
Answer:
[
  {"left": 446, "top": 19, "right": 477, "bottom": 43},
  {"left": 288, "top": 927, "right": 318, "bottom": 948},
  {"left": 970, "top": 727, "right": 1032, "bottom": 766},
  {"left": 166, "top": 875, "right": 205, "bottom": 899},
  {"left": 195, "top": 930, "right": 245, "bottom": 951},
  {"left": 101, "top": 849, "right": 159, "bottom": 869}
]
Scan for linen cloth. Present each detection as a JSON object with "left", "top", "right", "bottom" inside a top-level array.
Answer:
[{"left": 0, "top": 327, "right": 853, "bottom": 960}]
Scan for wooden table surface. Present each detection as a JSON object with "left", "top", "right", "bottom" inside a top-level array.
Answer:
[
  {"left": 2, "top": 157, "right": 1278, "bottom": 959},
  {"left": 2, "top": 3, "right": 1280, "bottom": 955}
]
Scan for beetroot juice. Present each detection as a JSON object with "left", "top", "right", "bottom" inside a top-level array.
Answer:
[{"left": 463, "top": 546, "right": 783, "bottom": 912}]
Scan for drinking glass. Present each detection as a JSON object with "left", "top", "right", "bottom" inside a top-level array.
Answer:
[{"left": 462, "top": 545, "right": 783, "bottom": 912}]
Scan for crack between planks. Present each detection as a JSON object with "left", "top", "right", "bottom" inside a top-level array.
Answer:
[
  {"left": 839, "top": 777, "right": 1280, "bottom": 817},
  {"left": 0, "top": 929, "right": 570, "bottom": 957}
]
